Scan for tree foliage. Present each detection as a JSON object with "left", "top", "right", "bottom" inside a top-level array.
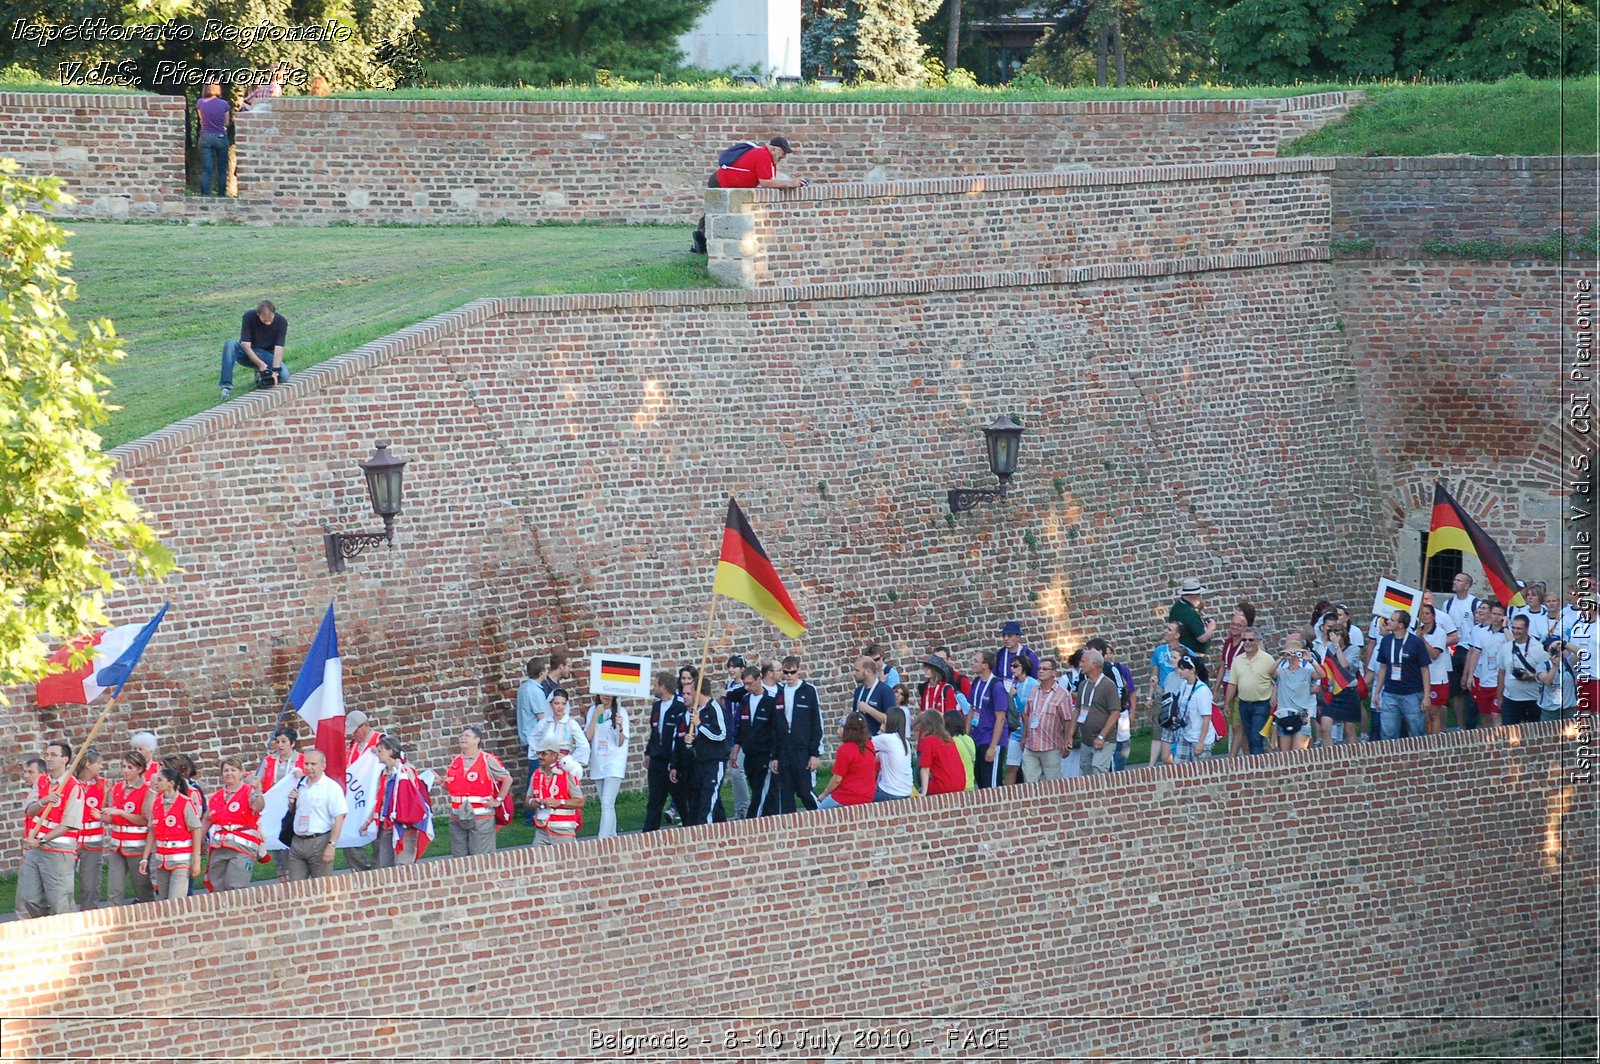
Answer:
[
  {"left": 1144, "top": 0, "right": 1598, "bottom": 83},
  {"left": 0, "top": 0, "right": 425, "bottom": 93},
  {"left": 416, "top": 0, "right": 713, "bottom": 85},
  {"left": 1025, "top": 0, "right": 1215, "bottom": 86},
  {"left": 801, "top": 0, "right": 945, "bottom": 83},
  {"left": 0, "top": 161, "right": 172, "bottom": 692}
]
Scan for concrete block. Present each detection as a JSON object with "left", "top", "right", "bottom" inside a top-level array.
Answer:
[{"left": 708, "top": 212, "right": 754, "bottom": 239}]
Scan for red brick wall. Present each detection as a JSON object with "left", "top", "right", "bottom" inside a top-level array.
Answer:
[
  {"left": 0, "top": 727, "right": 1590, "bottom": 1059},
  {"left": 1334, "top": 261, "right": 1574, "bottom": 581},
  {"left": 1333, "top": 156, "right": 1600, "bottom": 255},
  {"left": 0, "top": 258, "right": 1390, "bottom": 853},
  {"left": 0, "top": 91, "right": 1359, "bottom": 222},
  {"left": 0, "top": 92, "right": 184, "bottom": 217},
  {"left": 708, "top": 159, "right": 1333, "bottom": 287}
]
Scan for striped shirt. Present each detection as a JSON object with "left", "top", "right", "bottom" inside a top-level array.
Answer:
[{"left": 1021, "top": 681, "right": 1073, "bottom": 752}]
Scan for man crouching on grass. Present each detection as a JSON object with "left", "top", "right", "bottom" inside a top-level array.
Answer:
[{"left": 219, "top": 299, "right": 288, "bottom": 399}]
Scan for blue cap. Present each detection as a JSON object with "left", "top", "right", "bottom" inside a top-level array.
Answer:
[{"left": 1001, "top": 621, "right": 1023, "bottom": 636}]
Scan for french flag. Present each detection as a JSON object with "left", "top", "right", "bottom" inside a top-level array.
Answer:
[
  {"left": 36, "top": 604, "right": 169, "bottom": 707},
  {"left": 287, "top": 604, "right": 348, "bottom": 788}
]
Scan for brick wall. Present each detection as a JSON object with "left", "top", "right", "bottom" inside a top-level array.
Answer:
[
  {"left": 706, "top": 158, "right": 1333, "bottom": 287},
  {"left": 1334, "top": 261, "right": 1576, "bottom": 583},
  {"left": 0, "top": 727, "right": 1591, "bottom": 1059},
  {"left": 0, "top": 91, "right": 1358, "bottom": 223},
  {"left": 1333, "top": 156, "right": 1600, "bottom": 256},
  {"left": 0, "top": 257, "right": 1391, "bottom": 855},
  {"left": 0, "top": 92, "right": 184, "bottom": 217}
]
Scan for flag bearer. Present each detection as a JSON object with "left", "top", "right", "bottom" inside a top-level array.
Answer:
[{"left": 20, "top": 740, "right": 84, "bottom": 917}]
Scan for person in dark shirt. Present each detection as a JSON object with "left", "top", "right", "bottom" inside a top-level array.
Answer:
[
  {"left": 195, "top": 82, "right": 232, "bottom": 197},
  {"left": 219, "top": 300, "right": 288, "bottom": 398}
]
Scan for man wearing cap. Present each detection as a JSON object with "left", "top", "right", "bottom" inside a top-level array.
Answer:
[
  {"left": 529, "top": 736, "right": 583, "bottom": 846},
  {"left": 995, "top": 622, "right": 1040, "bottom": 685},
  {"left": 340, "top": 710, "right": 383, "bottom": 872},
  {"left": 716, "top": 136, "right": 806, "bottom": 190},
  {"left": 1167, "top": 579, "right": 1217, "bottom": 660}
]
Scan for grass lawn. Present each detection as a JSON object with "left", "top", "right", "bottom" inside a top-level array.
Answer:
[
  {"left": 60, "top": 222, "right": 712, "bottom": 449},
  {"left": 1282, "top": 75, "right": 1598, "bottom": 157}
]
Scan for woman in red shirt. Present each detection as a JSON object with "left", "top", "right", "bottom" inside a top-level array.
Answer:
[
  {"left": 920, "top": 655, "right": 958, "bottom": 717},
  {"left": 914, "top": 710, "right": 965, "bottom": 796},
  {"left": 818, "top": 714, "right": 879, "bottom": 809}
]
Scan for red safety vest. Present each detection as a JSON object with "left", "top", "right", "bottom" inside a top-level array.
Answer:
[
  {"left": 31, "top": 773, "right": 83, "bottom": 854},
  {"left": 143, "top": 760, "right": 159, "bottom": 783},
  {"left": 77, "top": 777, "right": 108, "bottom": 849},
  {"left": 347, "top": 730, "right": 381, "bottom": 767},
  {"left": 149, "top": 790, "right": 197, "bottom": 871},
  {"left": 446, "top": 752, "right": 499, "bottom": 819},
  {"left": 109, "top": 779, "right": 149, "bottom": 855},
  {"left": 532, "top": 765, "right": 581, "bottom": 836},
  {"left": 207, "top": 784, "right": 264, "bottom": 857},
  {"left": 260, "top": 752, "right": 305, "bottom": 793}
]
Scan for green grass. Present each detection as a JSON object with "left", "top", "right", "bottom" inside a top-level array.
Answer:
[
  {"left": 59, "top": 222, "right": 713, "bottom": 448},
  {"left": 1282, "top": 75, "right": 1598, "bottom": 156}
]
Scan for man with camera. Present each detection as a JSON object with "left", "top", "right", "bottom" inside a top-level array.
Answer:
[{"left": 1496, "top": 614, "right": 1550, "bottom": 726}]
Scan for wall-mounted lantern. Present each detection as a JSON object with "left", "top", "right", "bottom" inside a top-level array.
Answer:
[
  {"left": 946, "top": 415, "right": 1023, "bottom": 514},
  {"left": 322, "top": 442, "right": 408, "bottom": 573}
]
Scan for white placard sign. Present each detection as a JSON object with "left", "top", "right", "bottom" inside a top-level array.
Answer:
[{"left": 589, "top": 652, "right": 653, "bottom": 698}]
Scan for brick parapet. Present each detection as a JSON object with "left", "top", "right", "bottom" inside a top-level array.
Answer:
[{"left": 0, "top": 725, "right": 1589, "bottom": 1059}]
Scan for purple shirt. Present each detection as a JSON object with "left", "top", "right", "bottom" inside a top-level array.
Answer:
[
  {"left": 967, "top": 673, "right": 1010, "bottom": 747},
  {"left": 197, "top": 96, "right": 230, "bottom": 137}
]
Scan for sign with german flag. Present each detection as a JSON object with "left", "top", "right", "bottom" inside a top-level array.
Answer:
[
  {"left": 712, "top": 498, "right": 807, "bottom": 639},
  {"left": 1371, "top": 578, "right": 1422, "bottom": 624},
  {"left": 589, "top": 653, "right": 652, "bottom": 698}
]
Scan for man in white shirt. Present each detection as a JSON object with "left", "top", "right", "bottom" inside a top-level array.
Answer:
[
  {"left": 1558, "top": 582, "right": 1585, "bottom": 640},
  {"left": 285, "top": 749, "right": 347, "bottom": 881},
  {"left": 1463, "top": 602, "right": 1508, "bottom": 729},
  {"left": 1440, "top": 574, "right": 1479, "bottom": 728},
  {"left": 1497, "top": 615, "right": 1551, "bottom": 726}
]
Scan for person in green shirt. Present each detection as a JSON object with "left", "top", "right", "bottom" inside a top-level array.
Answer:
[
  {"left": 944, "top": 711, "right": 976, "bottom": 791},
  {"left": 1167, "top": 577, "right": 1218, "bottom": 658}
]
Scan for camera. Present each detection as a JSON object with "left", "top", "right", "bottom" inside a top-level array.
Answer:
[{"left": 1512, "top": 668, "right": 1534, "bottom": 682}]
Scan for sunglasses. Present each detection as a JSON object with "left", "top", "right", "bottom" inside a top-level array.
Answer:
[{"left": 782, "top": 668, "right": 798, "bottom": 675}]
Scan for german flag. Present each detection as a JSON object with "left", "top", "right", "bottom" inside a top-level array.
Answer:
[
  {"left": 1426, "top": 482, "right": 1526, "bottom": 608},
  {"left": 712, "top": 498, "right": 806, "bottom": 638},
  {"left": 1320, "top": 648, "right": 1353, "bottom": 697},
  {"left": 598, "top": 658, "right": 642, "bottom": 686},
  {"left": 1380, "top": 583, "right": 1414, "bottom": 615}
]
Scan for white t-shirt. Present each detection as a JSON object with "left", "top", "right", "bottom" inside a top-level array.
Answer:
[
  {"left": 292, "top": 774, "right": 349, "bottom": 836},
  {"left": 1497, "top": 638, "right": 1551, "bottom": 702},
  {"left": 1540, "top": 656, "right": 1577, "bottom": 712},
  {"left": 1559, "top": 604, "right": 1583, "bottom": 640},
  {"left": 1441, "top": 594, "right": 1479, "bottom": 635},
  {"left": 1422, "top": 626, "right": 1452, "bottom": 685},
  {"left": 871, "top": 732, "right": 913, "bottom": 798},
  {"left": 584, "top": 706, "right": 629, "bottom": 780},
  {"left": 1471, "top": 625, "right": 1507, "bottom": 684},
  {"left": 1510, "top": 605, "right": 1552, "bottom": 642},
  {"left": 1173, "top": 680, "right": 1212, "bottom": 744}
]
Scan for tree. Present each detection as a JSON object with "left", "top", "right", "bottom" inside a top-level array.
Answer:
[
  {"left": 854, "top": 0, "right": 943, "bottom": 83},
  {"left": 1143, "top": 0, "right": 1597, "bottom": 83},
  {"left": 1025, "top": 1, "right": 1212, "bottom": 87},
  {"left": 417, "top": 0, "right": 713, "bottom": 85},
  {"left": 802, "top": 1, "right": 862, "bottom": 79},
  {"left": 0, "top": 161, "right": 172, "bottom": 692}
]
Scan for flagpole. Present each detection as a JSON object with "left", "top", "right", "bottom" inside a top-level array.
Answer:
[{"left": 48, "top": 695, "right": 119, "bottom": 804}]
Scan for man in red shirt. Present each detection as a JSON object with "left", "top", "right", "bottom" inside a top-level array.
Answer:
[
  {"left": 716, "top": 136, "right": 807, "bottom": 189},
  {"left": 692, "top": 136, "right": 807, "bottom": 253}
]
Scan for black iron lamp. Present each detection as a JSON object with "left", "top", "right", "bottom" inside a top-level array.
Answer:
[
  {"left": 947, "top": 415, "right": 1023, "bottom": 514},
  {"left": 322, "top": 442, "right": 408, "bottom": 573}
]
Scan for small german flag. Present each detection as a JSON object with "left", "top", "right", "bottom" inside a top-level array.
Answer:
[
  {"left": 1380, "top": 584, "right": 1414, "bottom": 615},
  {"left": 598, "top": 659, "right": 642, "bottom": 686},
  {"left": 712, "top": 498, "right": 807, "bottom": 638},
  {"left": 1321, "top": 648, "right": 1353, "bottom": 697},
  {"left": 1426, "top": 482, "right": 1526, "bottom": 608}
]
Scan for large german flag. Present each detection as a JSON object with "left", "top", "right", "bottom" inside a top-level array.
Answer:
[
  {"left": 1427, "top": 482, "right": 1526, "bottom": 609},
  {"left": 712, "top": 498, "right": 806, "bottom": 638}
]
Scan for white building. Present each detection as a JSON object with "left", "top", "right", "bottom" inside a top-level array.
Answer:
[{"left": 677, "top": 0, "right": 801, "bottom": 80}]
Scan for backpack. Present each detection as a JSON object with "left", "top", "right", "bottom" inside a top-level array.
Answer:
[
  {"left": 717, "top": 140, "right": 761, "bottom": 168},
  {"left": 1157, "top": 690, "right": 1187, "bottom": 732}
]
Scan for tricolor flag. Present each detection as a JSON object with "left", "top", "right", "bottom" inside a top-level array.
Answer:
[
  {"left": 286, "top": 605, "right": 348, "bottom": 787},
  {"left": 35, "top": 603, "right": 170, "bottom": 708},
  {"left": 1320, "top": 647, "right": 1354, "bottom": 697},
  {"left": 711, "top": 498, "right": 806, "bottom": 638},
  {"left": 598, "top": 658, "right": 642, "bottom": 686},
  {"left": 1380, "top": 584, "right": 1414, "bottom": 616},
  {"left": 1426, "top": 482, "right": 1526, "bottom": 609}
]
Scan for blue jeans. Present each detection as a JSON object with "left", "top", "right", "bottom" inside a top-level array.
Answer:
[
  {"left": 818, "top": 794, "right": 842, "bottom": 810},
  {"left": 199, "top": 133, "right": 229, "bottom": 196},
  {"left": 873, "top": 788, "right": 908, "bottom": 802},
  {"left": 1379, "top": 690, "right": 1424, "bottom": 740},
  {"left": 1239, "top": 699, "right": 1271, "bottom": 755},
  {"left": 220, "top": 339, "right": 288, "bottom": 388}
]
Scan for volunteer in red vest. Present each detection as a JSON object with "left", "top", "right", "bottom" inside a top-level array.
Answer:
[
  {"left": 203, "top": 756, "right": 266, "bottom": 892},
  {"left": 446, "top": 725, "right": 511, "bottom": 858},
  {"left": 362, "top": 737, "right": 429, "bottom": 868},
  {"left": 104, "top": 751, "right": 154, "bottom": 904},
  {"left": 342, "top": 710, "right": 384, "bottom": 873},
  {"left": 529, "top": 735, "right": 582, "bottom": 846},
  {"left": 261, "top": 726, "right": 306, "bottom": 792},
  {"left": 14, "top": 757, "right": 44, "bottom": 918},
  {"left": 130, "top": 730, "right": 159, "bottom": 783},
  {"left": 75, "top": 748, "right": 110, "bottom": 910},
  {"left": 20, "top": 739, "right": 85, "bottom": 917},
  {"left": 139, "top": 764, "right": 201, "bottom": 901},
  {"left": 715, "top": 136, "right": 806, "bottom": 190}
]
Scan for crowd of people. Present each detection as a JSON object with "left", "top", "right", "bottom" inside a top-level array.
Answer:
[{"left": 12, "top": 574, "right": 1595, "bottom": 919}]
